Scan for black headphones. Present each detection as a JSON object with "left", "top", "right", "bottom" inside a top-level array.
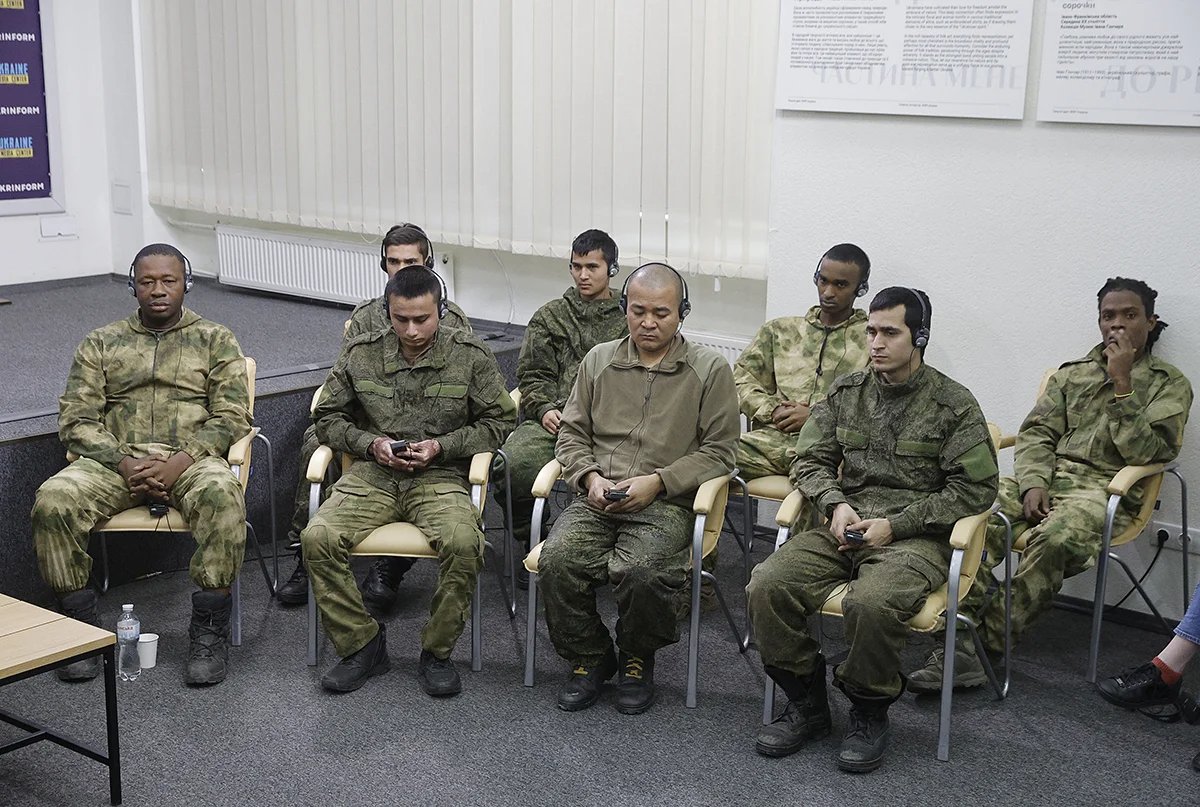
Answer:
[
  {"left": 128, "top": 249, "right": 194, "bottom": 296},
  {"left": 380, "top": 223, "right": 436, "bottom": 271},
  {"left": 812, "top": 254, "right": 870, "bottom": 298},
  {"left": 381, "top": 265, "right": 450, "bottom": 320},
  {"left": 618, "top": 262, "right": 691, "bottom": 320},
  {"left": 907, "top": 287, "right": 931, "bottom": 348}
]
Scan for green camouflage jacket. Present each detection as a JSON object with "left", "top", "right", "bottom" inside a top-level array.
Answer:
[
  {"left": 791, "top": 363, "right": 998, "bottom": 540},
  {"left": 734, "top": 307, "right": 869, "bottom": 424},
  {"left": 1015, "top": 345, "right": 1193, "bottom": 494},
  {"left": 59, "top": 308, "right": 251, "bottom": 470},
  {"left": 314, "top": 326, "right": 515, "bottom": 491},
  {"left": 517, "top": 287, "right": 626, "bottom": 422},
  {"left": 347, "top": 296, "right": 472, "bottom": 340}
]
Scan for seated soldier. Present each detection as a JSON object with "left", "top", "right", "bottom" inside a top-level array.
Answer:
[
  {"left": 493, "top": 229, "right": 626, "bottom": 585},
  {"left": 31, "top": 244, "right": 252, "bottom": 686},
  {"left": 747, "top": 287, "right": 998, "bottom": 772},
  {"left": 302, "top": 268, "right": 514, "bottom": 696},
  {"left": 734, "top": 243, "right": 871, "bottom": 479},
  {"left": 537, "top": 263, "right": 739, "bottom": 715},
  {"left": 910, "top": 277, "right": 1193, "bottom": 692},
  {"left": 277, "top": 222, "right": 473, "bottom": 608}
]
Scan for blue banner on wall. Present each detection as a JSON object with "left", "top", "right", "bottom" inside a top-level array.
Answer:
[{"left": 0, "top": 0, "right": 50, "bottom": 202}]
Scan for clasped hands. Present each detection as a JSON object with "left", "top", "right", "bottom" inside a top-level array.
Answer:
[
  {"left": 585, "top": 471, "right": 663, "bottom": 513},
  {"left": 118, "top": 452, "right": 194, "bottom": 504},
  {"left": 829, "top": 502, "right": 894, "bottom": 552},
  {"left": 370, "top": 437, "right": 442, "bottom": 472}
]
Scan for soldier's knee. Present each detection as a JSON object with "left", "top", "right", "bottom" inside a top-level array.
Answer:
[
  {"left": 31, "top": 480, "right": 74, "bottom": 531},
  {"left": 841, "top": 587, "right": 905, "bottom": 626},
  {"left": 609, "top": 557, "right": 669, "bottom": 591},
  {"left": 440, "top": 522, "right": 483, "bottom": 559},
  {"left": 300, "top": 522, "right": 339, "bottom": 562}
]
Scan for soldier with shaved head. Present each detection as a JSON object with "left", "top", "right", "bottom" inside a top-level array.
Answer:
[{"left": 536, "top": 262, "right": 740, "bottom": 715}]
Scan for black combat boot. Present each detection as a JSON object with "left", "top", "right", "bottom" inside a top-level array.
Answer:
[
  {"left": 834, "top": 679, "right": 904, "bottom": 773},
  {"left": 417, "top": 649, "right": 462, "bottom": 697},
  {"left": 361, "top": 557, "right": 416, "bottom": 611},
  {"left": 321, "top": 623, "right": 391, "bottom": 692},
  {"left": 756, "top": 658, "right": 833, "bottom": 757},
  {"left": 276, "top": 552, "right": 309, "bottom": 606},
  {"left": 613, "top": 651, "right": 656, "bottom": 715},
  {"left": 185, "top": 590, "right": 233, "bottom": 686},
  {"left": 557, "top": 648, "right": 618, "bottom": 712},
  {"left": 57, "top": 589, "right": 101, "bottom": 682}
]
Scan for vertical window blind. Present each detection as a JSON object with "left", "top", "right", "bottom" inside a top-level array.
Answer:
[{"left": 142, "top": 0, "right": 776, "bottom": 279}]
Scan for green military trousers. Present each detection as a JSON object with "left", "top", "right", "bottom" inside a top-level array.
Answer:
[
  {"left": 967, "top": 460, "right": 1136, "bottom": 653},
  {"left": 492, "top": 420, "right": 556, "bottom": 546},
  {"left": 538, "top": 498, "right": 694, "bottom": 664},
  {"left": 748, "top": 527, "right": 951, "bottom": 698},
  {"left": 287, "top": 424, "right": 324, "bottom": 542},
  {"left": 301, "top": 473, "right": 483, "bottom": 659},
  {"left": 736, "top": 427, "right": 794, "bottom": 479},
  {"left": 32, "top": 456, "right": 247, "bottom": 592}
]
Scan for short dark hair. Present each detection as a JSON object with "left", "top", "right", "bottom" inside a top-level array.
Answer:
[
  {"left": 571, "top": 229, "right": 618, "bottom": 270},
  {"left": 132, "top": 243, "right": 187, "bottom": 277},
  {"left": 1097, "top": 276, "right": 1167, "bottom": 350},
  {"left": 869, "top": 286, "right": 931, "bottom": 352},
  {"left": 822, "top": 243, "right": 871, "bottom": 286},
  {"left": 384, "top": 267, "right": 442, "bottom": 306},
  {"left": 382, "top": 223, "right": 431, "bottom": 262}
]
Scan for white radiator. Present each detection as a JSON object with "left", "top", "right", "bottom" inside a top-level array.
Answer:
[
  {"left": 216, "top": 225, "right": 456, "bottom": 305},
  {"left": 686, "top": 330, "right": 750, "bottom": 365}
]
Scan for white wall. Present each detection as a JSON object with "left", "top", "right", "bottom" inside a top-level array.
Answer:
[{"left": 767, "top": 2, "right": 1200, "bottom": 617}]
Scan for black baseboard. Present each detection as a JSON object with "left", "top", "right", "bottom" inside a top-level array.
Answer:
[{"left": 1053, "top": 594, "right": 1179, "bottom": 635}]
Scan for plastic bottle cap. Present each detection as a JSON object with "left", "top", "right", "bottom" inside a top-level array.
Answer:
[{"left": 122, "top": 604, "right": 133, "bottom": 611}]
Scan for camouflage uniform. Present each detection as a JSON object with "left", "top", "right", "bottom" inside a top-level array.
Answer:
[
  {"left": 32, "top": 309, "right": 252, "bottom": 592},
  {"left": 538, "top": 336, "right": 739, "bottom": 666},
  {"left": 494, "top": 287, "right": 625, "bottom": 546},
  {"left": 733, "top": 307, "right": 869, "bottom": 478},
  {"left": 968, "top": 346, "right": 1192, "bottom": 653},
  {"left": 287, "top": 297, "right": 472, "bottom": 540},
  {"left": 748, "top": 364, "right": 998, "bottom": 698},
  {"left": 300, "top": 326, "right": 514, "bottom": 659}
]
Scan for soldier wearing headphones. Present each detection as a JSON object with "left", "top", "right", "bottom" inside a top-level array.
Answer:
[
  {"left": 733, "top": 243, "right": 872, "bottom": 480},
  {"left": 277, "top": 223, "right": 473, "bottom": 610},
  {"left": 301, "top": 267, "right": 515, "bottom": 697},
  {"left": 493, "top": 229, "right": 628, "bottom": 585},
  {"left": 536, "top": 262, "right": 739, "bottom": 715},
  {"left": 747, "top": 287, "right": 998, "bottom": 773},
  {"left": 32, "top": 243, "right": 252, "bottom": 686}
]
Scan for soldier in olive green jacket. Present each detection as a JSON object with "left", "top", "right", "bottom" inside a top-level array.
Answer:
[
  {"left": 302, "top": 268, "right": 515, "bottom": 697},
  {"left": 734, "top": 244, "right": 871, "bottom": 479},
  {"left": 910, "top": 277, "right": 1193, "bottom": 693},
  {"left": 277, "top": 223, "right": 471, "bottom": 608},
  {"left": 748, "top": 288, "right": 998, "bottom": 773},
  {"left": 32, "top": 244, "right": 252, "bottom": 686},
  {"left": 494, "top": 230, "right": 627, "bottom": 565}
]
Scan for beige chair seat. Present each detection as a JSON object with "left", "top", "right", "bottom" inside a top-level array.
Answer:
[
  {"left": 96, "top": 506, "right": 189, "bottom": 532},
  {"left": 743, "top": 474, "right": 792, "bottom": 500},
  {"left": 523, "top": 521, "right": 720, "bottom": 574},
  {"left": 354, "top": 524, "right": 439, "bottom": 558},
  {"left": 817, "top": 576, "right": 966, "bottom": 632}
]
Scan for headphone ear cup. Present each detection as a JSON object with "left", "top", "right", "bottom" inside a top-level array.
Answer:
[
  {"left": 618, "top": 293, "right": 627, "bottom": 314},
  {"left": 856, "top": 282, "right": 869, "bottom": 298},
  {"left": 914, "top": 329, "right": 929, "bottom": 348},
  {"left": 680, "top": 299, "right": 691, "bottom": 320},
  {"left": 609, "top": 264, "right": 619, "bottom": 278}
]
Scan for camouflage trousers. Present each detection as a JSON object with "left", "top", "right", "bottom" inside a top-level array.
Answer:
[
  {"left": 538, "top": 497, "right": 693, "bottom": 664},
  {"left": 736, "top": 427, "right": 795, "bottom": 479},
  {"left": 748, "top": 528, "right": 951, "bottom": 698},
  {"left": 301, "top": 473, "right": 483, "bottom": 659},
  {"left": 32, "top": 456, "right": 247, "bottom": 592},
  {"left": 288, "top": 424, "right": 326, "bottom": 543},
  {"left": 492, "top": 420, "right": 556, "bottom": 547},
  {"left": 966, "top": 461, "right": 1136, "bottom": 653}
]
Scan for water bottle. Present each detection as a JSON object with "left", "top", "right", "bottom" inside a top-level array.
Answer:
[{"left": 117, "top": 604, "right": 141, "bottom": 681}]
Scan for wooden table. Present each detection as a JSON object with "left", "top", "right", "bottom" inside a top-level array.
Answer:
[{"left": 0, "top": 594, "right": 122, "bottom": 804}]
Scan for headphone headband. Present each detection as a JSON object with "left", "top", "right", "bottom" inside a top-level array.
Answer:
[
  {"left": 381, "top": 265, "right": 450, "bottom": 320},
  {"left": 618, "top": 262, "right": 691, "bottom": 320},
  {"left": 907, "top": 287, "right": 930, "bottom": 348}
]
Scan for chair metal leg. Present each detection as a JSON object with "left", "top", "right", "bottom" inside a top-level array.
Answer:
[
  {"left": 245, "top": 522, "right": 273, "bottom": 596},
  {"left": 99, "top": 533, "right": 111, "bottom": 594},
  {"left": 1087, "top": 494, "right": 1122, "bottom": 683},
  {"left": 471, "top": 572, "right": 482, "bottom": 672},
  {"left": 230, "top": 575, "right": 242, "bottom": 647},
  {"left": 762, "top": 678, "right": 776, "bottom": 725},
  {"left": 1167, "top": 467, "right": 1190, "bottom": 610},
  {"left": 731, "top": 475, "right": 754, "bottom": 648},
  {"left": 306, "top": 577, "right": 318, "bottom": 666},
  {"left": 686, "top": 514, "right": 705, "bottom": 708},
  {"left": 252, "top": 431, "right": 280, "bottom": 590},
  {"left": 937, "top": 548, "right": 965, "bottom": 762},
  {"left": 497, "top": 448, "right": 517, "bottom": 617},
  {"left": 523, "top": 497, "right": 547, "bottom": 687},
  {"left": 700, "top": 571, "right": 747, "bottom": 652}
]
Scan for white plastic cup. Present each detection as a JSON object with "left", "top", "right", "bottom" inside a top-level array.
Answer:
[{"left": 138, "top": 633, "right": 159, "bottom": 669}]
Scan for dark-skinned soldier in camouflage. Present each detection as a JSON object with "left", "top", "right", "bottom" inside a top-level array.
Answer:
[
  {"left": 748, "top": 288, "right": 998, "bottom": 773},
  {"left": 910, "top": 277, "right": 1193, "bottom": 693},
  {"left": 32, "top": 244, "right": 252, "bottom": 686},
  {"left": 277, "top": 223, "right": 472, "bottom": 609},
  {"left": 493, "top": 229, "right": 626, "bottom": 585},
  {"left": 302, "top": 268, "right": 515, "bottom": 697}
]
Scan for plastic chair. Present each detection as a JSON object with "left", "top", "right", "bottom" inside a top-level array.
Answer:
[
  {"left": 521, "top": 460, "right": 743, "bottom": 707},
  {"left": 80, "top": 356, "right": 268, "bottom": 647},
  {"left": 998, "top": 369, "right": 1190, "bottom": 683}
]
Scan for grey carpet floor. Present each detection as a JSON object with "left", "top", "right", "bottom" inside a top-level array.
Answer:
[{"left": 1, "top": 530, "right": 1197, "bottom": 807}]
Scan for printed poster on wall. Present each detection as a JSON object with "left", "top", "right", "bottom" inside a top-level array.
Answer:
[
  {"left": 775, "top": 0, "right": 1035, "bottom": 120},
  {"left": 0, "top": 0, "right": 51, "bottom": 202},
  {"left": 1037, "top": 0, "right": 1200, "bottom": 127}
]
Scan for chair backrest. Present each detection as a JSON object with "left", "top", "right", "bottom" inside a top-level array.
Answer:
[
  {"left": 243, "top": 356, "right": 257, "bottom": 415},
  {"left": 701, "top": 479, "right": 731, "bottom": 556}
]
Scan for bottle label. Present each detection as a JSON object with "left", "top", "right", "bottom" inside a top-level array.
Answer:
[{"left": 117, "top": 626, "right": 139, "bottom": 641}]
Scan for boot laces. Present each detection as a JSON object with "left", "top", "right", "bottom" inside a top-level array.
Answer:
[
  {"left": 845, "top": 707, "right": 874, "bottom": 741},
  {"left": 623, "top": 655, "right": 645, "bottom": 680},
  {"left": 374, "top": 558, "right": 403, "bottom": 589},
  {"left": 190, "top": 615, "right": 225, "bottom": 658},
  {"left": 1117, "top": 662, "right": 1162, "bottom": 690}
]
